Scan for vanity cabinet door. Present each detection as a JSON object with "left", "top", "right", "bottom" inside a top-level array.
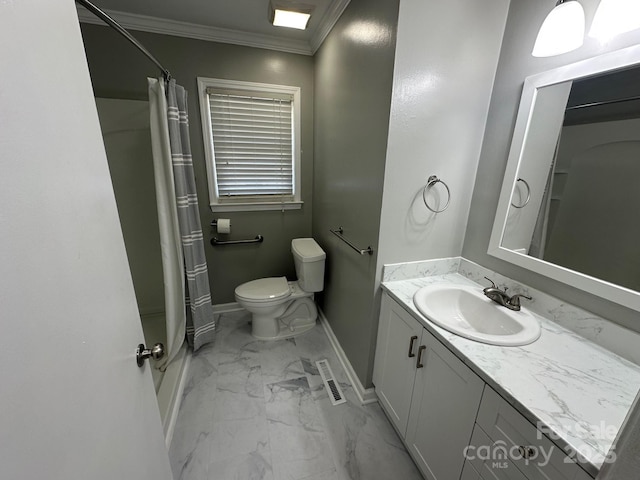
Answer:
[
  {"left": 405, "top": 328, "right": 485, "bottom": 480},
  {"left": 373, "top": 293, "right": 425, "bottom": 437}
]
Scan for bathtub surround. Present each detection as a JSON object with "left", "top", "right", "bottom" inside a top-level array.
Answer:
[
  {"left": 95, "top": 98, "right": 165, "bottom": 315},
  {"left": 97, "top": 95, "right": 189, "bottom": 434},
  {"left": 169, "top": 311, "right": 422, "bottom": 480}
]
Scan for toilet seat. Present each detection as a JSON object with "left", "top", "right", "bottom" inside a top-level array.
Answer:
[{"left": 235, "top": 276, "right": 291, "bottom": 303}]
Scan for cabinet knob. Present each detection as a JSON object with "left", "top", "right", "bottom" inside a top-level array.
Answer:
[
  {"left": 518, "top": 445, "right": 537, "bottom": 459},
  {"left": 416, "top": 345, "right": 426, "bottom": 368},
  {"left": 408, "top": 335, "right": 418, "bottom": 357}
]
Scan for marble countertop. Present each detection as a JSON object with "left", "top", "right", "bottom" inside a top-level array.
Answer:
[{"left": 382, "top": 273, "right": 640, "bottom": 476}]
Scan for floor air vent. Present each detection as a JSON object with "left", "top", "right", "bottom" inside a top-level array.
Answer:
[{"left": 316, "top": 359, "right": 346, "bottom": 405}]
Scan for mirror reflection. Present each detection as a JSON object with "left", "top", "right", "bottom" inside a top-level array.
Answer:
[{"left": 502, "top": 65, "right": 640, "bottom": 293}]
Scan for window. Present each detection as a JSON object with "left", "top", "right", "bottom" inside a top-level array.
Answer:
[{"left": 197, "top": 77, "right": 302, "bottom": 212}]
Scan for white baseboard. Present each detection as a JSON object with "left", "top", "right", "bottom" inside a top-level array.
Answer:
[
  {"left": 318, "top": 308, "right": 377, "bottom": 405},
  {"left": 212, "top": 301, "right": 244, "bottom": 314},
  {"left": 163, "top": 345, "right": 191, "bottom": 449}
]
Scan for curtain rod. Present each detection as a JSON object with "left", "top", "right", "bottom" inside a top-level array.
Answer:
[
  {"left": 75, "top": 0, "right": 171, "bottom": 80},
  {"left": 566, "top": 94, "right": 640, "bottom": 111}
]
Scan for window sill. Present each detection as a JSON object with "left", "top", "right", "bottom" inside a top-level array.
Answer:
[{"left": 210, "top": 201, "right": 304, "bottom": 213}]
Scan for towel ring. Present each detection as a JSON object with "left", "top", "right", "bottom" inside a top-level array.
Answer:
[
  {"left": 511, "top": 178, "right": 531, "bottom": 209},
  {"left": 422, "top": 175, "right": 451, "bottom": 213}
]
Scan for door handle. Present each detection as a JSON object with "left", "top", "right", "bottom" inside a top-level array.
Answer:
[
  {"left": 408, "top": 335, "right": 418, "bottom": 357},
  {"left": 416, "top": 345, "right": 426, "bottom": 368},
  {"left": 136, "top": 343, "right": 165, "bottom": 367}
]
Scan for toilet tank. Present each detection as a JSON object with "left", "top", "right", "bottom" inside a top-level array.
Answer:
[{"left": 291, "top": 238, "right": 326, "bottom": 292}]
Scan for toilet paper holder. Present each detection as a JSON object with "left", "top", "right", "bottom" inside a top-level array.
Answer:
[{"left": 210, "top": 218, "right": 231, "bottom": 232}]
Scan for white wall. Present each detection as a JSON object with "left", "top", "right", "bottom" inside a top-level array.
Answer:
[{"left": 376, "top": 0, "right": 509, "bottom": 276}]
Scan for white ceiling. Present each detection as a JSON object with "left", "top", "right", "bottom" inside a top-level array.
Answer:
[{"left": 77, "top": 0, "right": 350, "bottom": 55}]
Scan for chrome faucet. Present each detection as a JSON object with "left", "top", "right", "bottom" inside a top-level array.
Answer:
[{"left": 482, "top": 277, "right": 532, "bottom": 311}]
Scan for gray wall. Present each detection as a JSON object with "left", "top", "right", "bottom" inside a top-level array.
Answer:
[
  {"left": 312, "top": 0, "right": 400, "bottom": 387},
  {"left": 80, "top": 24, "right": 314, "bottom": 304},
  {"left": 462, "top": 0, "right": 640, "bottom": 332}
]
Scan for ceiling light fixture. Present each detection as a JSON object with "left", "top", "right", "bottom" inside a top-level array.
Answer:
[
  {"left": 269, "top": 2, "right": 314, "bottom": 30},
  {"left": 532, "top": 0, "right": 585, "bottom": 57},
  {"left": 589, "top": 0, "right": 640, "bottom": 42}
]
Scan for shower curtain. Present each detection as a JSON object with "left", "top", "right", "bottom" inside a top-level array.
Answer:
[{"left": 148, "top": 78, "right": 216, "bottom": 363}]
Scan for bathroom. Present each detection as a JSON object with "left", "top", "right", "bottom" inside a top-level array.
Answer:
[{"left": 2, "top": 0, "right": 640, "bottom": 479}]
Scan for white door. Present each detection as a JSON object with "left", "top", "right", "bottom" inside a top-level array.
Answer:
[{"left": 0, "top": 2, "right": 173, "bottom": 479}]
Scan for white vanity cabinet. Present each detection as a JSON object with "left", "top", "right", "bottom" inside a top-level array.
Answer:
[
  {"left": 373, "top": 293, "right": 485, "bottom": 480},
  {"left": 374, "top": 292, "right": 596, "bottom": 480}
]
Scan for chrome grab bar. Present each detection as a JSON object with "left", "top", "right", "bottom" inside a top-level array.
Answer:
[
  {"left": 330, "top": 227, "right": 374, "bottom": 256},
  {"left": 211, "top": 235, "right": 264, "bottom": 246}
]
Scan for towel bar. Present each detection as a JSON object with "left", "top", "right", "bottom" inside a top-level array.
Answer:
[{"left": 330, "top": 227, "right": 373, "bottom": 255}]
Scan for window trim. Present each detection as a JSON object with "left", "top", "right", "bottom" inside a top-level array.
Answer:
[{"left": 197, "top": 77, "right": 303, "bottom": 212}]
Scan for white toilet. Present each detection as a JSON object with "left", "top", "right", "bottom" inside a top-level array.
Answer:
[{"left": 234, "top": 238, "right": 326, "bottom": 340}]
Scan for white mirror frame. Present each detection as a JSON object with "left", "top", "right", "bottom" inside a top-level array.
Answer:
[{"left": 489, "top": 43, "right": 640, "bottom": 312}]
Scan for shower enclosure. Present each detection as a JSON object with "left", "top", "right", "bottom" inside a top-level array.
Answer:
[{"left": 95, "top": 97, "right": 188, "bottom": 438}]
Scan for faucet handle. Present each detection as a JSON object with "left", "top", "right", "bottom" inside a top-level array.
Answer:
[
  {"left": 483, "top": 277, "right": 497, "bottom": 289},
  {"left": 508, "top": 293, "right": 532, "bottom": 309}
]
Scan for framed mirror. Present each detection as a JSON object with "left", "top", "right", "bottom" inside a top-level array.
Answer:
[{"left": 489, "top": 44, "right": 640, "bottom": 312}]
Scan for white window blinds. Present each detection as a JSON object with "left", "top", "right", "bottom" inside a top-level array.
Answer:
[{"left": 207, "top": 89, "right": 294, "bottom": 198}]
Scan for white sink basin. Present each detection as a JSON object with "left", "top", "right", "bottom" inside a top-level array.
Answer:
[{"left": 413, "top": 284, "right": 541, "bottom": 346}]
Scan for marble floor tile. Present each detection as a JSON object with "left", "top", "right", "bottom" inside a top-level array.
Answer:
[
  {"left": 169, "top": 312, "right": 422, "bottom": 480},
  {"left": 208, "top": 447, "right": 274, "bottom": 480},
  {"left": 170, "top": 412, "right": 214, "bottom": 480},
  {"left": 209, "top": 416, "right": 271, "bottom": 465}
]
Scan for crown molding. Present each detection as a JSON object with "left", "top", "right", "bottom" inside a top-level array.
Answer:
[
  {"left": 310, "top": 0, "right": 350, "bottom": 53},
  {"left": 77, "top": 7, "right": 315, "bottom": 55}
]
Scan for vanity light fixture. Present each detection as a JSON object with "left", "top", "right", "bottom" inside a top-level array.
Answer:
[
  {"left": 268, "top": 1, "right": 313, "bottom": 30},
  {"left": 532, "top": 0, "right": 585, "bottom": 57},
  {"left": 589, "top": 0, "right": 640, "bottom": 42}
]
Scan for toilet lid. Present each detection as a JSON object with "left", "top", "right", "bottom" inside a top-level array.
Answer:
[{"left": 235, "top": 276, "right": 291, "bottom": 301}]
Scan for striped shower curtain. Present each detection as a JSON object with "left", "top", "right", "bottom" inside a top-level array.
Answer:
[{"left": 149, "top": 77, "right": 216, "bottom": 354}]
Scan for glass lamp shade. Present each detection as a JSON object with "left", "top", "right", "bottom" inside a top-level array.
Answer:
[
  {"left": 532, "top": 0, "right": 585, "bottom": 57},
  {"left": 589, "top": 0, "right": 640, "bottom": 41}
]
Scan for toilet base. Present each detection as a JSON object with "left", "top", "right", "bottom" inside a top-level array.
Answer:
[{"left": 250, "top": 297, "right": 318, "bottom": 340}]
